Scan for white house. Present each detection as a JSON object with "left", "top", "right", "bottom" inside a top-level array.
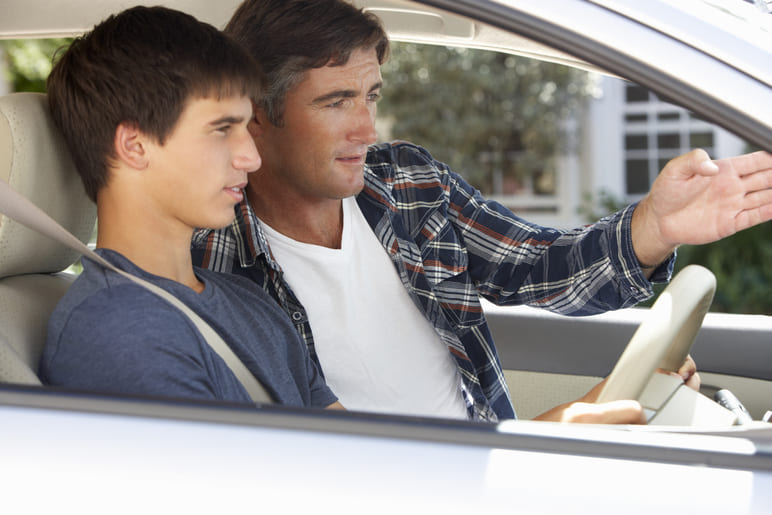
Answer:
[{"left": 496, "top": 75, "right": 748, "bottom": 230}]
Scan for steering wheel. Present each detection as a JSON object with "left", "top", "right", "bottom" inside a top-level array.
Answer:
[{"left": 596, "top": 265, "right": 736, "bottom": 425}]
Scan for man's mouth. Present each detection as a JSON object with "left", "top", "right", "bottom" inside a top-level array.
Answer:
[{"left": 336, "top": 153, "right": 366, "bottom": 165}]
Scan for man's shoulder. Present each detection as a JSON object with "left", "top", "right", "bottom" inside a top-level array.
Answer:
[
  {"left": 366, "top": 140, "right": 437, "bottom": 169},
  {"left": 191, "top": 202, "right": 264, "bottom": 273},
  {"left": 364, "top": 141, "right": 459, "bottom": 201},
  {"left": 191, "top": 225, "right": 235, "bottom": 253},
  {"left": 364, "top": 141, "right": 452, "bottom": 199}
]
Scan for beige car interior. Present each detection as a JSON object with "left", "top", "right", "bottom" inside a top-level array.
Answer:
[{"left": 0, "top": 92, "right": 96, "bottom": 385}]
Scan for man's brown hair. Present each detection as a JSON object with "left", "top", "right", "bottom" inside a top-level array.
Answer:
[{"left": 225, "top": 0, "right": 389, "bottom": 127}]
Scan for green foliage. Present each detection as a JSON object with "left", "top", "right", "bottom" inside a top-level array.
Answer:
[
  {"left": 1, "top": 38, "right": 71, "bottom": 92},
  {"left": 578, "top": 189, "right": 627, "bottom": 222},
  {"left": 379, "top": 43, "right": 596, "bottom": 193},
  {"left": 674, "top": 223, "right": 772, "bottom": 315},
  {"left": 580, "top": 190, "right": 772, "bottom": 315}
]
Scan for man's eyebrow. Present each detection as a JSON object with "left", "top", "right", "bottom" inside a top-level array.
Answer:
[{"left": 311, "top": 81, "right": 383, "bottom": 105}]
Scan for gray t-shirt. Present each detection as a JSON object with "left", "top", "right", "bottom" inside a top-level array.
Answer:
[{"left": 41, "top": 249, "right": 336, "bottom": 408}]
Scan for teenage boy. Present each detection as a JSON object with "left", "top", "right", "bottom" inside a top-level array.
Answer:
[{"left": 41, "top": 6, "right": 341, "bottom": 410}]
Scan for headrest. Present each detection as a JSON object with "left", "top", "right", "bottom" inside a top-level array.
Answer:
[{"left": 0, "top": 92, "right": 96, "bottom": 278}]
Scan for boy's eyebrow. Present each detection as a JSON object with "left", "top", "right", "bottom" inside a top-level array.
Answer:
[
  {"left": 207, "top": 115, "right": 247, "bottom": 126},
  {"left": 311, "top": 80, "right": 383, "bottom": 105}
]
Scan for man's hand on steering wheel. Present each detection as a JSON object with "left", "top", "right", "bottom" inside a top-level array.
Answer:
[{"left": 533, "top": 355, "right": 699, "bottom": 425}]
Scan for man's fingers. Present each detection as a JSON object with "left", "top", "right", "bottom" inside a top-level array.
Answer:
[
  {"left": 716, "top": 150, "right": 772, "bottom": 179},
  {"left": 691, "top": 148, "right": 718, "bottom": 176},
  {"left": 662, "top": 148, "right": 717, "bottom": 180},
  {"left": 684, "top": 371, "right": 701, "bottom": 391},
  {"left": 562, "top": 400, "right": 646, "bottom": 425}
]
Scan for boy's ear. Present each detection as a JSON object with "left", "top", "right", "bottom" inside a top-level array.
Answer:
[{"left": 113, "top": 122, "right": 149, "bottom": 170}]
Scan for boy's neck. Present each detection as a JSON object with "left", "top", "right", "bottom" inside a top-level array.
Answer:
[{"left": 96, "top": 199, "right": 204, "bottom": 293}]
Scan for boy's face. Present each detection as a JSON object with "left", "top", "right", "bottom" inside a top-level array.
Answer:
[{"left": 143, "top": 95, "right": 260, "bottom": 231}]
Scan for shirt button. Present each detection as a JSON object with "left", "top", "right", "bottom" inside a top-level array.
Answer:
[{"left": 291, "top": 311, "right": 303, "bottom": 321}]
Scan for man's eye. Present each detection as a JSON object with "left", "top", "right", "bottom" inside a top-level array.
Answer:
[
  {"left": 326, "top": 99, "right": 345, "bottom": 108},
  {"left": 368, "top": 92, "right": 382, "bottom": 102},
  {"left": 215, "top": 125, "right": 232, "bottom": 134}
]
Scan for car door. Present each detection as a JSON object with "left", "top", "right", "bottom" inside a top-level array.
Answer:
[{"left": 371, "top": 0, "right": 772, "bottom": 419}]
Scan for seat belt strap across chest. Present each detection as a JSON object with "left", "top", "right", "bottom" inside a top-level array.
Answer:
[{"left": 0, "top": 178, "right": 273, "bottom": 404}]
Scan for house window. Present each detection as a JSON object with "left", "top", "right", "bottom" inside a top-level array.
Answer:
[{"left": 622, "top": 83, "right": 716, "bottom": 197}]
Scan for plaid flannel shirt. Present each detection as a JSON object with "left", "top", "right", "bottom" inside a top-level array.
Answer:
[{"left": 192, "top": 141, "right": 671, "bottom": 422}]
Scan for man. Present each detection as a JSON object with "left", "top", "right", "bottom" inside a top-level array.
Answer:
[
  {"left": 192, "top": 0, "right": 771, "bottom": 422},
  {"left": 41, "top": 6, "right": 341, "bottom": 410}
]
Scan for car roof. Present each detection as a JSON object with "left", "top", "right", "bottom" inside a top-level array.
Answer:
[
  {"left": 0, "top": 1, "right": 600, "bottom": 72},
  {"left": 2, "top": 0, "right": 770, "bottom": 82},
  {"left": 590, "top": 0, "right": 772, "bottom": 86}
]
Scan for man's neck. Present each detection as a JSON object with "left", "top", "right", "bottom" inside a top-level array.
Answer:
[{"left": 246, "top": 182, "right": 345, "bottom": 249}]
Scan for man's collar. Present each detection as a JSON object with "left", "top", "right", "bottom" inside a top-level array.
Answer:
[
  {"left": 230, "top": 196, "right": 278, "bottom": 270},
  {"left": 234, "top": 161, "right": 385, "bottom": 270}
]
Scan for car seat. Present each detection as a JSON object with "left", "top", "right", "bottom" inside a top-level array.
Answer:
[{"left": 0, "top": 92, "right": 96, "bottom": 385}]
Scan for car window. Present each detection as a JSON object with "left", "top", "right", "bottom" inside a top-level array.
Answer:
[
  {"left": 378, "top": 42, "right": 770, "bottom": 315},
  {"left": 3, "top": 37, "right": 768, "bottom": 313}
]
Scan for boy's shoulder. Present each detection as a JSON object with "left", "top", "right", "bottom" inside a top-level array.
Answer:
[
  {"left": 41, "top": 250, "right": 214, "bottom": 390},
  {"left": 47, "top": 249, "right": 235, "bottom": 347},
  {"left": 53, "top": 250, "right": 166, "bottom": 316},
  {"left": 49, "top": 249, "right": 274, "bottom": 338}
]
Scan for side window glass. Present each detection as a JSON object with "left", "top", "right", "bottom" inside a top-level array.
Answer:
[{"left": 378, "top": 42, "right": 769, "bottom": 315}]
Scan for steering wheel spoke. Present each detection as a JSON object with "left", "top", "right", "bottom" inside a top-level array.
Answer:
[{"left": 597, "top": 265, "right": 738, "bottom": 426}]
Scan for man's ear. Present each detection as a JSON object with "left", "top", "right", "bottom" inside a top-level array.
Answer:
[
  {"left": 113, "top": 122, "right": 149, "bottom": 170},
  {"left": 249, "top": 105, "right": 267, "bottom": 139}
]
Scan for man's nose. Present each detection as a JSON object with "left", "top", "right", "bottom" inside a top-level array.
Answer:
[{"left": 350, "top": 101, "right": 377, "bottom": 145}]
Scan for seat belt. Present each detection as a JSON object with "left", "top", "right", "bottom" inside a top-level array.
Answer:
[{"left": 0, "top": 178, "right": 273, "bottom": 403}]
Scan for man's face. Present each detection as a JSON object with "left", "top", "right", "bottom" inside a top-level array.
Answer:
[
  {"left": 252, "top": 47, "right": 382, "bottom": 203},
  {"left": 144, "top": 95, "right": 261, "bottom": 231}
]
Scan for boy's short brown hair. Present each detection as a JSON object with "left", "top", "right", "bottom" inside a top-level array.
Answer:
[{"left": 47, "top": 6, "right": 264, "bottom": 202}]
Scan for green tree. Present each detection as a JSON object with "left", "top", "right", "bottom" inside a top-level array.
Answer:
[
  {"left": 379, "top": 43, "right": 596, "bottom": 195},
  {"left": 580, "top": 189, "right": 772, "bottom": 315},
  {"left": 1, "top": 38, "right": 71, "bottom": 92},
  {"left": 676, "top": 224, "right": 772, "bottom": 315}
]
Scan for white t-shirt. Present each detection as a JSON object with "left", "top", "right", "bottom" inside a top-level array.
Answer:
[{"left": 261, "top": 197, "right": 468, "bottom": 419}]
